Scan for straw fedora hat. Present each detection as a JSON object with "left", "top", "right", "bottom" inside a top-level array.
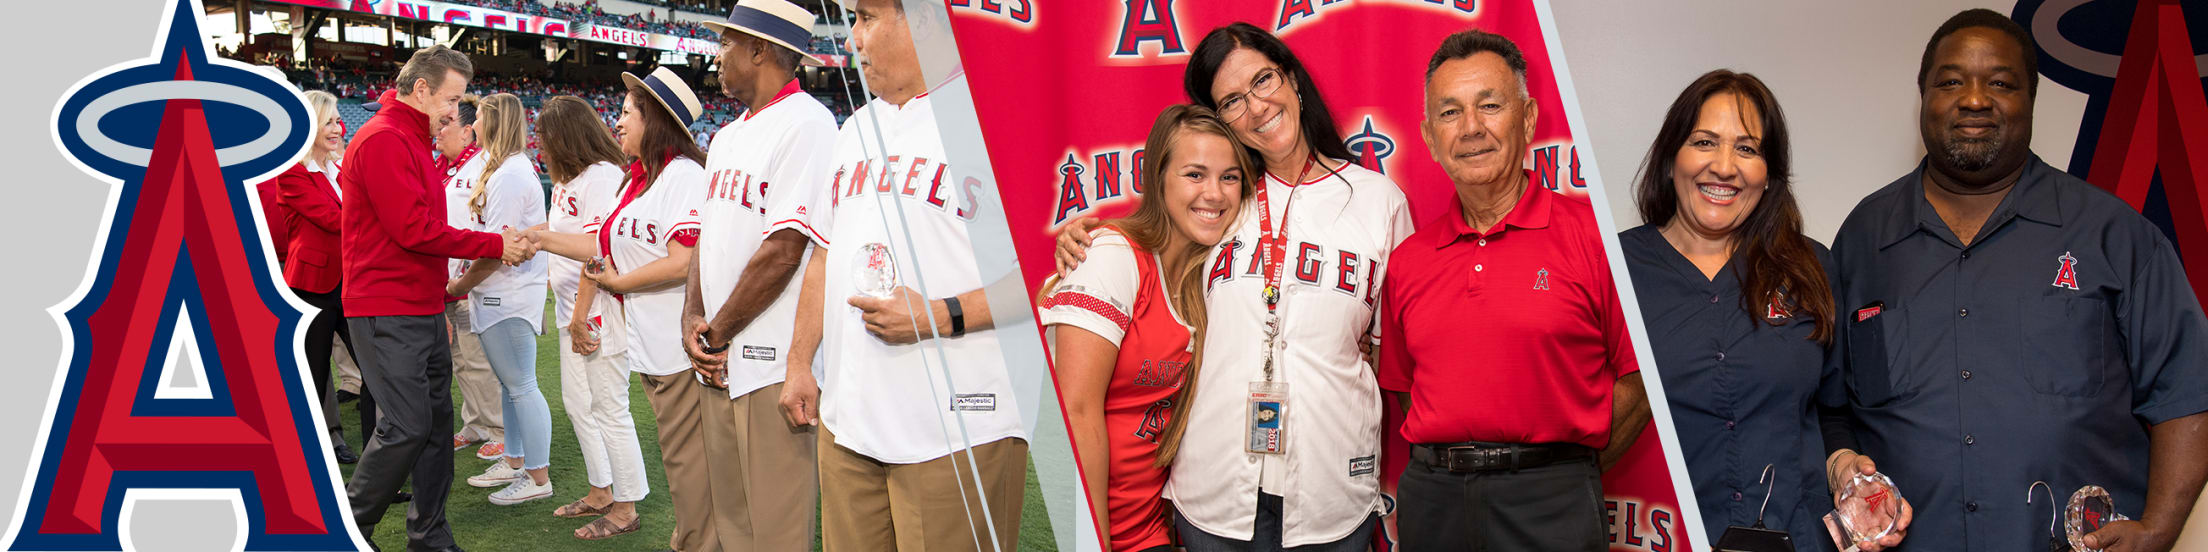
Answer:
[
  {"left": 620, "top": 66, "right": 705, "bottom": 129},
  {"left": 701, "top": 0, "right": 825, "bottom": 67}
]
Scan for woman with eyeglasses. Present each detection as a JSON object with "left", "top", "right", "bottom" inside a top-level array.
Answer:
[{"left": 1057, "top": 22, "right": 1414, "bottom": 552}]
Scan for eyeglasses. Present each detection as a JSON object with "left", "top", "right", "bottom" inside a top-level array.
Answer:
[{"left": 1216, "top": 68, "right": 1285, "bottom": 123}]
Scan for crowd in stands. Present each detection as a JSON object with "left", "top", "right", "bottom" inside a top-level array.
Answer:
[{"left": 453, "top": 0, "right": 719, "bottom": 40}]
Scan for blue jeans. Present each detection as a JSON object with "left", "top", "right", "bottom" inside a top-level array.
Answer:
[{"left": 478, "top": 317, "right": 552, "bottom": 470}]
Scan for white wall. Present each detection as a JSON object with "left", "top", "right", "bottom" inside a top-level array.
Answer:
[{"left": 1554, "top": 1, "right": 2086, "bottom": 244}]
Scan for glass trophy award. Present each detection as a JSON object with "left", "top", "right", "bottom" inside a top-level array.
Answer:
[
  {"left": 2065, "top": 485, "right": 2128, "bottom": 552},
  {"left": 854, "top": 243, "right": 899, "bottom": 298},
  {"left": 1824, "top": 472, "right": 1903, "bottom": 551}
]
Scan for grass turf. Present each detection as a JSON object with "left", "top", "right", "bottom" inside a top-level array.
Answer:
[{"left": 332, "top": 298, "right": 1058, "bottom": 550}]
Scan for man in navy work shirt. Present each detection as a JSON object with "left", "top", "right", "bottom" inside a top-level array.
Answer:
[{"left": 1827, "top": 9, "right": 2208, "bottom": 552}]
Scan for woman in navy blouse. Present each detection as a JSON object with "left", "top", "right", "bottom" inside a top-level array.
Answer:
[{"left": 1619, "top": 70, "right": 1909, "bottom": 550}]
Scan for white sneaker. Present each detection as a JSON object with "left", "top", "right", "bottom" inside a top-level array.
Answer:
[
  {"left": 487, "top": 478, "right": 553, "bottom": 506},
  {"left": 467, "top": 461, "right": 525, "bottom": 488}
]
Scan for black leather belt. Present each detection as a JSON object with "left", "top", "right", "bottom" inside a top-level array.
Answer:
[{"left": 1410, "top": 441, "right": 1594, "bottom": 473}]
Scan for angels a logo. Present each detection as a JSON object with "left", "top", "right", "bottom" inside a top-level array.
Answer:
[
  {"left": 1052, "top": 147, "right": 1147, "bottom": 226},
  {"left": 1113, "top": 0, "right": 1185, "bottom": 57},
  {"left": 5, "top": 0, "right": 355, "bottom": 549},
  {"left": 2053, "top": 251, "right": 2082, "bottom": 290},
  {"left": 2015, "top": 1, "right": 2208, "bottom": 303},
  {"left": 1345, "top": 116, "right": 1395, "bottom": 175}
]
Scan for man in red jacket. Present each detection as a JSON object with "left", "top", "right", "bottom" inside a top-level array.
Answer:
[{"left": 337, "top": 44, "right": 533, "bottom": 552}]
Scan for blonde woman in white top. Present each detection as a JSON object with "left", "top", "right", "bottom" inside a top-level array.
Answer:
[{"left": 445, "top": 93, "right": 556, "bottom": 506}]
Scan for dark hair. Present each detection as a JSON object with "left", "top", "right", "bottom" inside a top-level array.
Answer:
[
  {"left": 1426, "top": 28, "right": 1528, "bottom": 89},
  {"left": 1633, "top": 70, "right": 1833, "bottom": 344},
  {"left": 536, "top": 96, "right": 626, "bottom": 184},
  {"left": 454, "top": 94, "right": 479, "bottom": 126},
  {"left": 623, "top": 82, "right": 708, "bottom": 193},
  {"left": 1917, "top": 8, "right": 2038, "bottom": 97},
  {"left": 1183, "top": 22, "right": 1354, "bottom": 164}
]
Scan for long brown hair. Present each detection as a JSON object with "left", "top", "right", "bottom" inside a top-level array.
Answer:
[
  {"left": 1633, "top": 70, "right": 1833, "bottom": 343},
  {"left": 469, "top": 93, "right": 528, "bottom": 219},
  {"left": 1126, "top": 105, "right": 1259, "bottom": 467},
  {"left": 536, "top": 96, "right": 625, "bottom": 184},
  {"left": 623, "top": 83, "right": 707, "bottom": 193}
]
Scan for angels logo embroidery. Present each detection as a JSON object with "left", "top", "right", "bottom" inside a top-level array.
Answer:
[{"left": 2053, "top": 251, "right": 2081, "bottom": 290}]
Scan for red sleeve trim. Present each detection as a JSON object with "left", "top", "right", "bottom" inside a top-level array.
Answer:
[
  {"left": 668, "top": 228, "right": 700, "bottom": 247},
  {"left": 1040, "top": 292, "right": 1131, "bottom": 332}
]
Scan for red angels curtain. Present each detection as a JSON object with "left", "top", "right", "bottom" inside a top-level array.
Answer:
[{"left": 948, "top": 1, "right": 1685, "bottom": 550}]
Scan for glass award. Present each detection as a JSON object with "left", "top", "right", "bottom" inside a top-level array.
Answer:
[
  {"left": 1824, "top": 472, "right": 1903, "bottom": 551},
  {"left": 2065, "top": 485, "right": 2128, "bottom": 552},
  {"left": 854, "top": 243, "right": 899, "bottom": 298}
]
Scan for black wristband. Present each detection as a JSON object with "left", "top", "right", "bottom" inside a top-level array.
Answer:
[
  {"left": 946, "top": 296, "right": 966, "bottom": 338},
  {"left": 699, "top": 331, "right": 729, "bottom": 354}
]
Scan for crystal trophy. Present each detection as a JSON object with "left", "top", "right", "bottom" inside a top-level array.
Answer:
[
  {"left": 1824, "top": 472, "right": 1903, "bottom": 551},
  {"left": 854, "top": 243, "right": 899, "bottom": 298},
  {"left": 2065, "top": 485, "right": 2128, "bottom": 552}
]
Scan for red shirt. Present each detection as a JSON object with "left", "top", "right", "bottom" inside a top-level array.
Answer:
[
  {"left": 1038, "top": 230, "right": 1183, "bottom": 551},
  {"left": 1377, "top": 179, "right": 1637, "bottom": 448},
  {"left": 338, "top": 90, "right": 505, "bottom": 316}
]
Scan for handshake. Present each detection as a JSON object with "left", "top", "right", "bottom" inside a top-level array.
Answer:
[{"left": 497, "top": 228, "right": 540, "bottom": 266}]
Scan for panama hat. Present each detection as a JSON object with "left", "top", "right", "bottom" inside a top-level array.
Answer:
[
  {"left": 701, "top": 0, "right": 825, "bottom": 67},
  {"left": 620, "top": 66, "right": 704, "bottom": 129}
]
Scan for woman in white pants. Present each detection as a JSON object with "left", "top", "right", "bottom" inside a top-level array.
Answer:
[
  {"left": 534, "top": 95, "right": 651, "bottom": 540},
  {"left": 530, "top": 68, "right": 711, "bottom": 546},
  {"left": 446, "top": 93, "right": 557, "bottom": 506}
]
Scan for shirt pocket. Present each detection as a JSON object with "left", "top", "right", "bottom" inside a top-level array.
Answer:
[
  {"left": 1845, "top": 303, "right": 1903, "bottom": 407},
  {"left": 297, "top": 248, "right": 329, "bottom": 268},
  {"left": 2018, "top": 295, "right": 2112, "bottom": 397}
]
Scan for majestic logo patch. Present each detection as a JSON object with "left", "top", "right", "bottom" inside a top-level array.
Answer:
[
  {"left": 951, "top": 393, "right": 997, "bottom": 411},
  {"left": 741, "top": 345, "right": 776, "bottom": 362},
  {"left": 2053, "top": 251, "right": 2081, "bottom": 290},
  {"left": 1349, "top": 454, "right": 1376, "bottom": 477},
  {"left": 7, "top": 0, "right": 357, "bottom": 549}
]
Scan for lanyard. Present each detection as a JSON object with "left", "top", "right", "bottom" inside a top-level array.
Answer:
[{"left": 1254, "top": 155, "right": 1317, "bottom": 381}]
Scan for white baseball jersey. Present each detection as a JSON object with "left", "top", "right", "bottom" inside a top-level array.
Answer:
[
  {"left": 601, "top": 157, "right": 706, "bottom": 376},
  {"left": 547, "top": 161, "right": 626, "bottom": 340},
  {"left": 698, "top": 84, "right": 837, "bottom": 400},
  {"left": 1163, "top": 161, "right": 1413, "bottom": 546},
  {"left": 464, "top": 153, "right": 549, "bottom": 334},
  {"left": 816, "top": 74, "right": 1027, "bottom": 464},
  {"left": 442, "top": 150, "right": 486, "bottom": 288}
]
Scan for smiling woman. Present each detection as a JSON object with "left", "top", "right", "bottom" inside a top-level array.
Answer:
[{"left": 1618, "top": 69, "right": 1884, "bottom": 552}]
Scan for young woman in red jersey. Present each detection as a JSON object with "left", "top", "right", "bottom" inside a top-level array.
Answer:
[{"left": 1040, "top": 105, "right": 1257, "bottom": 552}]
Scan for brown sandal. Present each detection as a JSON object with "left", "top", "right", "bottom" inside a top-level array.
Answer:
[
  {"left": 575, "top": 514, "right": 641, "bottom": 540},
  {"left": 553, "top": 499, "right": 610, "bottom": 519}
]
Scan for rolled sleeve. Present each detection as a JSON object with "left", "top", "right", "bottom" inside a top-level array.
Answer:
[{"left": 2122, "top": 237, "right": 2208, "bottom": 424}]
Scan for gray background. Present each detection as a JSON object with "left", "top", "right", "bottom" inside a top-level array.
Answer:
[{"left": 0, "top": 0, "right": 257, "bottom": 549}]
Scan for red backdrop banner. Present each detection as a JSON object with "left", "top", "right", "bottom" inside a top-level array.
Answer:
[{"left": 948, "top": 1, "right": 1684, "bottom": 550}]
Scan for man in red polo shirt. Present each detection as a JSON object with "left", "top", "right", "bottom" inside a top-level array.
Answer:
[
  {"left": 338, "top": 44, "right": 533, "bottom": 552},
  {"left": 1377, "top": 30, "right": 1648, "bottom": 551}
]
